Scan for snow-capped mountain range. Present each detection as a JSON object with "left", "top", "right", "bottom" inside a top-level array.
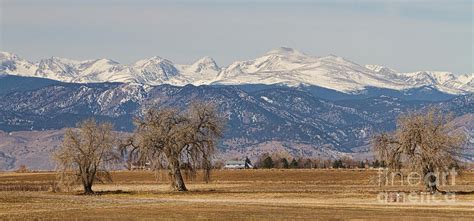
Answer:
[{"left": 1, "top": 47, "right": 472, "bottom": 94}]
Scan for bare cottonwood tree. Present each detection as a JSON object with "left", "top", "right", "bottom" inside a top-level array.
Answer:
[
  {"left": 373, "top": 109, "right": 466, "bottom": 193},
  {"left": 122, "top": 102, "right": 224, "bottom": 191},
  {"left": 54, "top": 119, "right": 119, "bottom": 194}
]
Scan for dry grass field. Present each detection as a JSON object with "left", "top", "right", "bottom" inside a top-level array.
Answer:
[{"left": 0, "top": 169, "right": 473, "bottom": 220}]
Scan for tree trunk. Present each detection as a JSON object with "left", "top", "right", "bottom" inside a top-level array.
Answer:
[
  {"left": 170, "top": 163, "right": 187, "bottom": 191},
  {"left": 83, "top": 182, "right": 94, "bottom": 194},
  {"left": 424, "top": 168, "right": 439, "bottom": 194},
  {"left": 426, "top": 175, "right": 439, "bottom": 194}
]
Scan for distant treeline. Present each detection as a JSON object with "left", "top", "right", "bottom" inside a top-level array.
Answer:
[{"left": 216, "top": 153, "right": 387, "bottom": 169}]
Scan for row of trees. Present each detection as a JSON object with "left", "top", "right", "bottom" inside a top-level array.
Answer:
[
  {"left": 54, "top": 105, "right": 465, "bottom": 194},
  {"left": 252, "top": 154, "right": 386, "bottom": 169},
  {"left": 55, "top": 102, "right": 224, "bottom": 194}
]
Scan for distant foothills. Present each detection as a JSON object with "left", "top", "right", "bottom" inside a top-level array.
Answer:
[{"left": 0, "top": 48, "right": 472, "bottom": 170}]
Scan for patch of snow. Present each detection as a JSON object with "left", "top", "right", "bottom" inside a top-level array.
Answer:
[{"left": 260, "top": 96, "right": 274, "bottom": 103}]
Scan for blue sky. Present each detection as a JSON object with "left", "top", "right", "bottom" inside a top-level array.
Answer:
[{"left": 1, "top": 0, "right": 472, "bottom": 74}]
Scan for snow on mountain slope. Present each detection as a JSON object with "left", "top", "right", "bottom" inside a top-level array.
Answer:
[
  {"left": 132, "top": 56, "right": 179, "bottom": 83},
  {"left": 0, "top": 48, "right": 472, "bottom": 94},
  {"left": 0, "top": 52, "right": 37, "bottom": 76},
  {"left": 74, "top": 58, "right": 132, "bottom": 83},
  {"left": 364, "top": 64, "right": 399, "bottom": 79},
  {"left": 182, "top": 56, "right": 219, "bottom": 74},
  {"left": 216, "top": 48, "right": 414, "bottom": 93},
  {"left": 366, "top": 64, "right": 473, "bottom": 94},
  {"left": 176, "top": 56, "right": 220, "bottom": 84},
  {"left": 458, "top": 74, "right": 474, "bottom": 92},
  {"left": 34, "top": 57, "right": 80, "bottom": 81}
]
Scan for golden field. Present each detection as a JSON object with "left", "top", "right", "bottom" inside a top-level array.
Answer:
[{"left": 0, "top": 169, "right": 473, "bottom": 220}]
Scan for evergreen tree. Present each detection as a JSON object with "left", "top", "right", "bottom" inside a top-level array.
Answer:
[
  {"left": 372, "top": 159, "right": 380, "bottom": 168},
  {"left": 262, "top": 156, "right": 274, "bottom": 169},
  {"left": 290, "top": 158, "right": 299, "bottom": 168},
  {"left": 280, "top": 158, "right": 289, "bottom": 169},
  {"left": 332, "top": 159, "right": 344, "bottom": 168}
]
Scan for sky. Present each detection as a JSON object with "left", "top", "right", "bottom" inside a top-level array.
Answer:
[{"left": 0, "top": 0, "right": 472, "bottom": 74}]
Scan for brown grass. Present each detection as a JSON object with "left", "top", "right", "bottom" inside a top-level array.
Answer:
[{"left": 0, "top": 169, "right": 473, "bottom": 220}]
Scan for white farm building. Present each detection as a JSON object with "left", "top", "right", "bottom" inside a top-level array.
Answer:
[{"left": 224, "top": 160, "right": 253, "bottom": 169}]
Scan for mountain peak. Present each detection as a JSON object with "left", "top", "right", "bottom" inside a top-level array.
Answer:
[
  {"left": 365, "top": 64, "right": 398, "bottom": 75},
  {"left": 133, "top": 56, "right": 173, "bottom": 68},
  {"left": 0, "top": 51, "right": 13, "bottom": 56},
  {"left": 187, "top": 56, "right": 219, "bottom": 74},
  {"left": 195, "top": 56, "right": 215, "bottom": 63},
  {"left": 265, "top": 47, "right": 306, "bottom": 57},
  {"left": 148, "top": 56, "right": 164, "bottom": 61},
  {"left": 193, "top": 56, "right": 217, "bottom": 66},
  {"left": 0, "top": 51, "right": 20, "bottom": 60},
  {"left": 141, "top": 56, "right": 165, "bottom": 62},
  {"left": 92, "top": 58, "right": 119, "bottom": 65}
]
